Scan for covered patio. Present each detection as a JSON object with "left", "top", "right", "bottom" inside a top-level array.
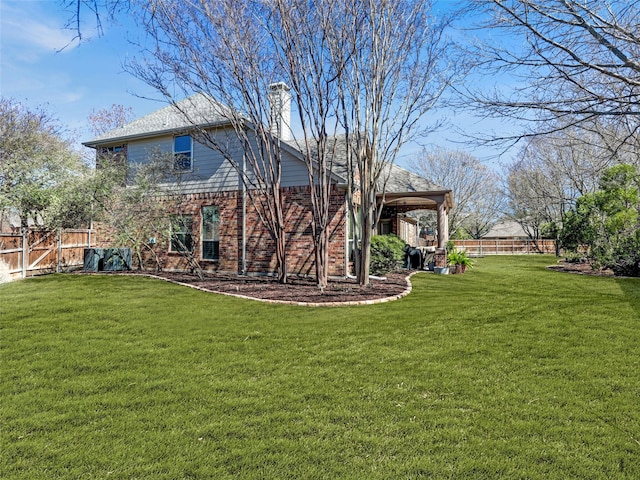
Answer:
[{"left": 377, "top": 165, "right": 454, "bottom": 249}]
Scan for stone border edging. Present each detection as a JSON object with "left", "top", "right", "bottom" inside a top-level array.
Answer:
[{"left": 139, "top": 271, "right": 419, "bottom": 307}]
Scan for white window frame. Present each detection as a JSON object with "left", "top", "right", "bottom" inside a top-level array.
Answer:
[
  {"left": 173, "top": 135, "right": 193, "bottom": 171},
  {"left": 170, "top": 214, "right": 194, "bottom": 253},
  {"left": 202, "top": 206, "right": 220, "bottom": 261}
]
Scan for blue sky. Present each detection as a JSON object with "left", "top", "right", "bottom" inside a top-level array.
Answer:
[
  {"left": 0, "top": 0, "right": 516, "bottom": 166},
  {"left": 0, "top": 1, "right": 160, "bottom": 140}
]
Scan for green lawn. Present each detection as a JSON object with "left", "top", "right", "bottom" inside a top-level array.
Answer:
[{"left": 2, "top": 256, "right": 639, "bottom": 479}]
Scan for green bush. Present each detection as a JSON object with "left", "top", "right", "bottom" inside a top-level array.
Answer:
[
  {"left": 370, "top": 234, "right": 406, "bottom": 276},
  {"left": 560, "top": 164, "right": 640, "bottom": 276},
  {"left": 445, "top": 239, "right": 456, "bottom": 253}
]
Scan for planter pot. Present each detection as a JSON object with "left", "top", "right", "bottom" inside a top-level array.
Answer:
[{"left": 434, "top": 266, "right": 449, "bottom": 275}]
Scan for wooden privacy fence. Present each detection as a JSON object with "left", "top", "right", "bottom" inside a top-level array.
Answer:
[
  {"left": 0, "top": 229, "right": 92, "bottom": 278},
  {"left": 453, "top": 238, "right": 556, "bottom": 256}
]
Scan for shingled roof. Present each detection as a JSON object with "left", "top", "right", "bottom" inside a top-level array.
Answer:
[
  {"left": 84, "top": 93, "right": 230, "bottom": 147},
  {"left": 84, "top": 97, "right": 452, "bottom": 206},
  {"left": 291, "top": 135, "right": 449, "bottom": 194}
]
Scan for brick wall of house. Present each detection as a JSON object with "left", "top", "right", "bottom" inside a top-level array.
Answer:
[
  {"left": 236, "top": 185, "right": 347, "bottom": 277},
  {"left": 93, "top": 185, "right": 347, "bottom": 277}
]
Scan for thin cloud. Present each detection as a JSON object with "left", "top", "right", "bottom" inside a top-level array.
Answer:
[{"left": 1, "top": 2, "right": 79, "bottom": 53}]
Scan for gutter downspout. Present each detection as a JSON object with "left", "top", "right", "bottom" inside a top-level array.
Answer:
[{"left": 241, "top": 152, "right": 247, "bottom": 275}]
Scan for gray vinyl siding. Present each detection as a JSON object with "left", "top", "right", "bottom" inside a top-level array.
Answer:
[
  {"left": 280, "top": 150, "right": 310, "bottom": 187},
  {"left": 125, "top": 128, "right": 312, "bottom": 194}
]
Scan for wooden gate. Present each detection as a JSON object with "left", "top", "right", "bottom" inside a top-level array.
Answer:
[{"left": 0, "top": 229, "right": 91, "bottom": 278}]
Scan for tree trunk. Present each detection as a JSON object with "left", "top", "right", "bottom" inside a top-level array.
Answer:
[
  {"left": 357, "top": 192, "right": 375, "bottom": 286},
  {"left": 314, "top": 226, "right": 329, "bottom": 290},
  {"left": 275, "top": 228, "right": 288, "bottom": 284}
]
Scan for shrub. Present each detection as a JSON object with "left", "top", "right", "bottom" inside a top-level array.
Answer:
[
  {"left": 370, "top": 234, "right": 406, "bottom": 276},
  {"left": 445, "top": 239, "right": 456, "bottom": 253},
  {"left": 564, "top": 251, "right": 586, "bottom": 264},
  {"left": 560, "top": 164, "right": 640, "bottom": 276}
]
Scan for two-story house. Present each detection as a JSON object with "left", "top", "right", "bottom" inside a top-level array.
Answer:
[{"left": 84, "top": 87, "right": 453, "bottom": 276}]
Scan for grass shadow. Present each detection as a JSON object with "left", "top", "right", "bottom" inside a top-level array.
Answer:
[{"left": 615, "top": 276, "right": 640, "bottom": 318}]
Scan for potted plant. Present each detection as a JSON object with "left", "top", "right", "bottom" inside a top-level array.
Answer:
[
  {"left": 448, "top": 249, "right": 473, "bottom": 274},
  {"left": 447, "top": 250, "right": 460, "bottom": 274}
]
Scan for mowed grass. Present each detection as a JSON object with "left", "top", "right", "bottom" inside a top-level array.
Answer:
[{"left": 1, "top": 256, "right": 639, "bottom": 479}]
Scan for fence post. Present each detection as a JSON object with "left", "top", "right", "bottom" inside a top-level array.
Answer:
[
  {"left": 21, "top": 228, "right": 27, "bottom": 278},
  {"left": 57, "top": 229, "right": 62, "bottom": 273}
]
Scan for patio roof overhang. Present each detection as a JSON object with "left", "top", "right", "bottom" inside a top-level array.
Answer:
[
  {"left": 378, "top": 189, "right": 453, "bottom": 248},
  {"left": 379, "top": 190, "right": 454, "bottom": 211}
]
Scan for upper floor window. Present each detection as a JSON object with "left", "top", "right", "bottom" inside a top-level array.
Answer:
[
  {"left": 97, "top": 144, "right": 127, "bottom": 169},
  {"left": 174, "top": 135, "right": 192, "bottom": 171}
]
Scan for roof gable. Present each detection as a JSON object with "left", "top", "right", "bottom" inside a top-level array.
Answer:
[{"left": 84, "top": 93, "right": 230, "bottom": 146}]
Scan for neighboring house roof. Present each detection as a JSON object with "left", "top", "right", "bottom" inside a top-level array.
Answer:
[
  {"left": 484, "top": 220, "right": 528, "bottom": 238},
  {"left": 84, "top": 93, "right": 230, "bottom": 147}
]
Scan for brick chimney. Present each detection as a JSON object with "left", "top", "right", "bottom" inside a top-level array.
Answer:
[{"left": 268, "top": 82, "right": 291, "bottom": 141}]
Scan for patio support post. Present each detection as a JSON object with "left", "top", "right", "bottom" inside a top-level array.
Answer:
[{"left": 437, "top": 202, "right": 448, "bottom": 248}]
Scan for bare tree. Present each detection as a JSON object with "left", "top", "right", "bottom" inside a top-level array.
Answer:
[
  {"left": 126, "top": 0, "right": 295, "bottom": 283},
  {"left": 332, "top": 0, "right": 460, "bottom": 285},
  {"left": 88, "top": 104, "right": 135, "bottom": 137},
  {"left": 94, "top": 150, "right": 208, "bottom": 277},
  {"left": 63, "top": 0, "right": 461, "bottom": 286},
  {"left": 265, "top": 1, "right": 352, "bottom": 289},
  {"left": 506, "top": 130, "right": 613, "bottom": 239},
  {"left": 505, "top": 158, "right": 562, "bottom": 241},
  {"left": 463, "top": 0, "right": 640, "bottom": 149},
  {"left": 408, "top": 148, "right": 505, "bottom": 239},
  {"left": 58, "top": 0, "right": 131, "bottom": 43},
  {"left": 503, "top": 124, "right": 632, "bottom": 249},
  {"left": 97, "top": 156, "right": 170, "bottom": 272}
]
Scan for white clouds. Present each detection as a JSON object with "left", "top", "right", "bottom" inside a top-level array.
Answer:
[
  {"left": 0, "top": 0, "right": 158, "bottom": 147},
  {"left": 1, "top": 1, "right": 79, "bottom": 55}
]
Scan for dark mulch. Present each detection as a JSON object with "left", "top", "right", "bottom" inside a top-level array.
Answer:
[
  {"left": 547, "top": 260, "right": 614, "bottom": 277},
  {"left": 122, "top": 270, "right": 412, "bottom": 304}
]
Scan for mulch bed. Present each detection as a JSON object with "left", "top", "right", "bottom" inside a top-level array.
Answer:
[
  {"left": 122, "top": 270, "right": 412, "bottom": 304},
  {"left": 547, "top": 260, "right": 614, "bottom": 277}
]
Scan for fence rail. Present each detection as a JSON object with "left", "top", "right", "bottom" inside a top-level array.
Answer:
[
  {"left": 0, "top": 229, "right": 92, "bottom": 278},
  {"left": 453, "top": 238, "right": 556, "bottom": 256}
]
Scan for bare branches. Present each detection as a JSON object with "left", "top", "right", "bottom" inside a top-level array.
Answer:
[
  {"left": 87, "top": 104, "right": 135, "bottom": 137},
  {"left": 58, "top": 0, "right": 131, "bottom": 43},
  {"left": 502, "top": 117, "right": 638, "bottom": 242},
  {"left": 125, "top": 0, "right": 296, "bottom": 282},
  {"left": 463, "top": 0, "right": 640, "bottom": 146},
  {"left": 333, "top": 0, "right": 461, "bottom": 283},
  {"left": 408, "top": 149, "right": 505, "bottom": 239}
]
